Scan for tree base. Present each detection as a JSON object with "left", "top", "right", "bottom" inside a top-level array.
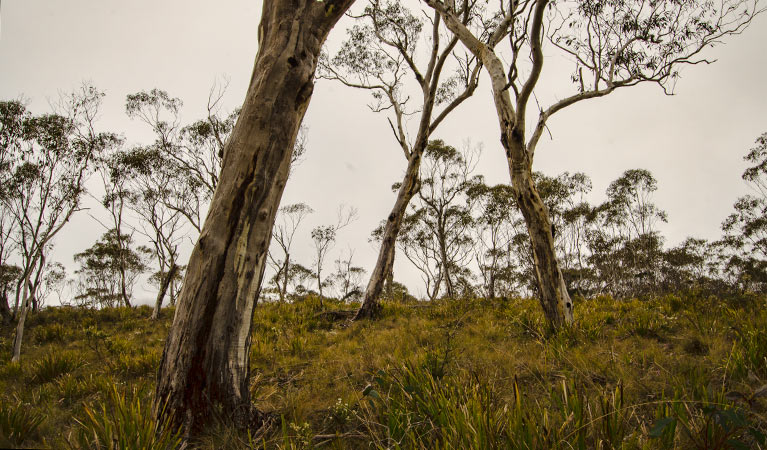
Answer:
[
  {"left": 181, "top": 405, "right": 275, "bottom": 444},
  {"left": 352, "top": 300, "right": 381, "bottom": 321}
]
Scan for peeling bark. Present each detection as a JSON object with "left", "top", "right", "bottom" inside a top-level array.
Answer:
[{"left": 153, "top": 0, "right": 355, "bottom": 435}]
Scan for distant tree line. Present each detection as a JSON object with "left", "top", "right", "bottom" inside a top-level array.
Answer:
[
  {"left": 375, "top": 137, "right": 767, "bottom": 303},
  {"left": 2, "top": 87, "right": 766, "bottom": 363}
]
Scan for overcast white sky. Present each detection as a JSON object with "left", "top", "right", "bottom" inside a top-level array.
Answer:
[{"left": 1, "top": 1, "right": 766, "bottom": 303}]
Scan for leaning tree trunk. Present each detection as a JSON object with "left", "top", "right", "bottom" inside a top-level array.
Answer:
[
  {"left": 153, "top": 0, "right": 355, "bottom": 436},
  {"left": 354, "top": 152, "right": 421, "bottom": 319},
  {"left": 384, "top": 259, "right": 394, "bottom": 297},
  {"left": 151, "top": 263, "right": 178, "bottom": 320},
  {"left": 505, "top": 136, "right": 574, "bottom": 329}
]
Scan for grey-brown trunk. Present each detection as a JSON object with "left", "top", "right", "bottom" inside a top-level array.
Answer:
[
  {"left": 0, "top": 290, "right": 11, "bottom": 324},
  {"left": 354, "top": 152, "right": 421, "bottom": 320},
  {"left": 11, "top": 272, "right": 31, "bottom": 363},
  {"left": 153, "top": 0, "right": 354, "bottom": 435},
  {"left": 506, "top": 138, "right": 574, "bottom": 329},
  {"left": 152, "top": 263, "right": 178, "bottom": 320}
]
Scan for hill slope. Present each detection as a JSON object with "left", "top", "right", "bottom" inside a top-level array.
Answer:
[{"left": 1, "top": 294, "right": 766, "bottom": 448}]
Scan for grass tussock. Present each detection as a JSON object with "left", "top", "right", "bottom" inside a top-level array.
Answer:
[
  {"left": 0, "top": 399, "right": 45, "bottom": 448},
  {"left": 0, "top": 294, "right": 766, "bottom": 448},
  {"left": 66, "top": 385, "right": 181, "bottom": 450}
]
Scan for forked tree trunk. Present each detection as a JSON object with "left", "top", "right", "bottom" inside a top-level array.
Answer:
[
  {"left": 430, "top": 0, "right": 573, "bottom": 329},
  {"left": 153, "top": 0, "right": 355, "bottom": 435},
  {"left": 354, "top": 153, "right": 421, "bottom": 319},
  {"left": 353, "top": 9, "right": 479, "bottom": 319},
  {"left": 152, "top": 263, "right": 178, "bottom": 320}
]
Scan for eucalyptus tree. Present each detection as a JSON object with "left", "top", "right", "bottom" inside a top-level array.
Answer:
[
  {"left": 93, "top": 148, "right": 150, "bottom": 307},
  {"left": 34, "top": 261, "right": 66, "bottom": 309},
  {"left": 415, "top": 140, "right": 478, "bottom": 297},
  {"left": 396, "top": 140, "right": 479, "bottom": 298},
  {"left": 0, "top": 265, "right": 21, "bottom": 323},
  {"left": 661, "top": 237, "right": 718, "bottom": 293},
  {"left": 534, "top": 171, "right": 593, "bottom": 293},
  {"left": 467, "top": 181, "right": 517, "bottom": 298},
  {"left": 604, "top": 169, "right": 667, "bottom": 240},
  {"left": 310, "top": 205, "right": 357, "bottom": 302},
  {"left": 0, "top": 85, "right": 115, "bottom": 362},
  {"left": 719, "top": 131, "right": 767, "bottom": 292},
  {"left": 587, "top": 169, "right": 667, "bottom": 297},
  {"left": 0, "top": 103, "right": 21, "bottom": 321},
  {"left": 425, "top": 0, "right": 762, "bottom": 329},
  {"left": 320, "top": 0, "right": 483, "bottom": 318},
  {"left": 121, "top": 147, "right": 187, "bottom": 319},
  {"left": 73, "top": 230, "right": 150, "bottom": 308},
  {"left": 333, "top": 248, "right": 366, "bottom": 301},
  {"left": 267, "top": 202, "right": 314, "bottom": 302},
  {"left": 284, "top": 262, "right": 316, "bottom": 297},
  {"left": 398, "top": 207, "right": 445, "bottom": 300},
  {"left": 154, "top": 0, "right": 357, "bottom": 434},
  {"left": 170, "top": 86, "right": 238, "bottom": 232}
]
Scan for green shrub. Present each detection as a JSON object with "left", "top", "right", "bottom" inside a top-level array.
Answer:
[
  {"left": 0, "top": 361, "right": 23, "bottom": 380},
  {"left": 649, "top": 401, "right": 765, "bottom": 449},
  {"left": 362, "top": 360, "right": 518, "bottom": 448},
  {"left": 360, "top": 359, "right": 641, "bottom": 450}
]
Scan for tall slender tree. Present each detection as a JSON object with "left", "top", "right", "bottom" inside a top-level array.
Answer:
[
  {"left": 267, "top": 203, "right": 313, "bottom": 303},
  {"left": 424, "top": 0, "right": 762, "bottom": 329},
  {"left": 310, "top": 205, "right": 357, "bottom": 302},
  {"left": 319, "top": 0, "right": 483, "bottom": 318}
]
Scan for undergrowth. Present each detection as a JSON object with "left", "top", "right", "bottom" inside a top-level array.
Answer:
[{"left": 0, "top": 295, "right": 765, "bottom": 448}]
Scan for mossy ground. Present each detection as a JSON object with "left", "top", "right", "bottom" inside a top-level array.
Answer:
[{"left": 1, "top": 294, "right": 765, "bottom": 448}]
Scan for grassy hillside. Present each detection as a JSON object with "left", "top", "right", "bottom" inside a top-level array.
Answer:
[{"left": 1, "top": 294, "right": 766, "bottom": 448}]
